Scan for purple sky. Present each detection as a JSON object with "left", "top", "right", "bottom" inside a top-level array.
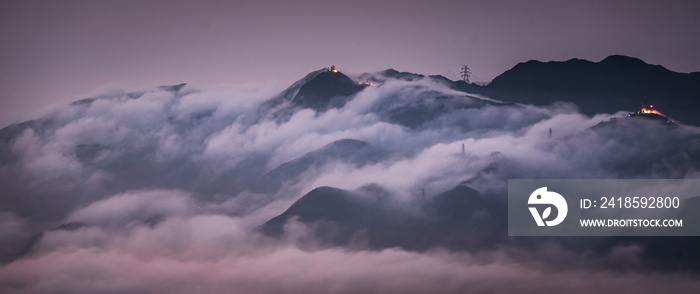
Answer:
[{"left": 1, "top": 0, "right": 699, "bottom": 128}]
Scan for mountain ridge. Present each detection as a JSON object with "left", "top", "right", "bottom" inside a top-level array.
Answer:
[{"left": 474, "top": 54, "right": 700, "bottom": 125}]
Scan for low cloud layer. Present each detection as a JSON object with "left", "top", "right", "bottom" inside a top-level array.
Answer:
[
  {"left": 4, "top": 241, "right": 700, "bottom": 294},
  {"left": 1, "top": 70, "right": 699, "bottom": 293}
]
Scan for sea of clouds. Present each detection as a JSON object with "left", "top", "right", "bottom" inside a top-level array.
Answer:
[{"left": 1, "top": 72, "right": 699, "bottom": 293}]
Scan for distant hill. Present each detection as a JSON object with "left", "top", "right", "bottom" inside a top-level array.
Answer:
[
  {"left": 290, "top": 70, "right": 365, "bottom": 111},
  {"left": 463, "top": 55, "right": 700, "bottom": 125},
  {"left": 260, "top": 183, "right": 505, "bottom": 251},
  {"left": 247, "top": 139, "right": 385, "bottom": 194}
]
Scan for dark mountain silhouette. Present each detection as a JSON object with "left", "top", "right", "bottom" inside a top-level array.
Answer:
[
  {"left": 380, "top": 91, "right": 507, "bottom": 129},
  {"left": 458, "top": 55, "right": 700, "bottom": 125},
  {"left": 258, "top": 68, "right": 367, "bottom": 123},
  {"left": 247, "top": 139, "right": 385, "bottom": 193},
  {"left": 260, "top": 69, "right": 325, "bottom": 112},
  {"left": 354, "top": 69, "right": 515, "bottom": 130},
  {"left": 261, "top": 186, "right": 377, "bottom": 245},
  {"left": 290, "top": 70, "right": 365, "bottom": 111},
  {"left": 260, "top": 183, "right": 506, "bottom": 251},
  {"left": 379, "top": 69, "right": 425, "bottom": 81}
]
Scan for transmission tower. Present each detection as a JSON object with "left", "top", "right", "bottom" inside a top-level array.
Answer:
[{"left": 460, "top": 65, "right": 471, "bottom": 83}]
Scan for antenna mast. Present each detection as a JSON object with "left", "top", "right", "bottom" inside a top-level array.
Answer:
[{"left": 460, "top": 65, "right": 471, "bottom": 83}]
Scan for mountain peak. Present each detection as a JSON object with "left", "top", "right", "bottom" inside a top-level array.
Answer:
[
  {"left": 159, "top": 83, "right": 187, "bottom": 92},
  {"left": 600, "top": 54, "right": 647, "bottom": 65},
  {"left": 380, "top": 69, "right": 424, "bottom": 81},
  {"left": 479, "top": 54, "right": 700, "bottom": 125},
  {"left": 290, "top": 69, "right": 364, "bottom": 111}
]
